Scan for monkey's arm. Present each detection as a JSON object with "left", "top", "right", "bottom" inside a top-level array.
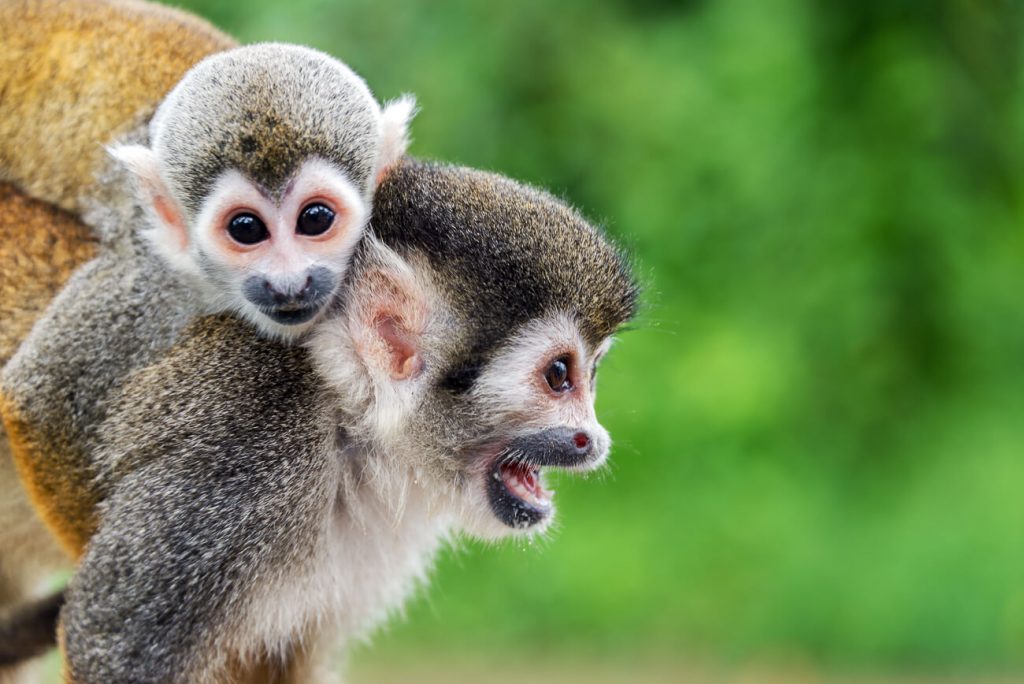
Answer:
[
  {"left": 61, "top": 316, "right": 337, "bottom": 683},
  {"left": 64, "top": 459, "right": 330, "bottom": 682},
  {"left": 1, "top": 233, "right": 197, "bottom": 554}
]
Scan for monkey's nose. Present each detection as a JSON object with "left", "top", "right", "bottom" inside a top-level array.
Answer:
[
  {"left": 263, "top": 280, "right": 290, "bottom": 305},
  {"left": 572, "top": 432, "right": 591, "bottom": 453},
  {"left": 504, "top": 427, "right": 597, "bottom": 468},
  {"left": 264, "top": 276, "right": 314, "bottom": 305}
]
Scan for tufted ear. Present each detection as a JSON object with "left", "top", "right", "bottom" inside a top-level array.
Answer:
[
  {"left": 374, "top": 95, "right": 417, "bottom": 184},
  {"left": 108, "top": 144, "right": 192, "bottom": 273},
  {"left": 348, "top": 242, "right": 429, "bottom": 381},
  {"left": 306, "top": 240, "right": 434, "bottom": 442}
]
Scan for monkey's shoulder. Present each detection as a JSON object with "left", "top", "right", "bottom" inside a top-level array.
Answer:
[{"left": 99, "top": 314, "right": 332, "bottom": 475}]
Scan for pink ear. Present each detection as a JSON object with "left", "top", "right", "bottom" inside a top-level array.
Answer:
[
  {"left": 353, "top": 255, "right": 429, "bottom": 381},
  {"left": 375, "top": 314, "right": 423, "bottom": 379},
  {"left": 108, "top": 144, "right": 189, "bottom": 255}
]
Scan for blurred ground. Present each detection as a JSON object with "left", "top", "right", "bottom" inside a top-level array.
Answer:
[
  {"left": 349, "top": 658, "right": 1020, "bottom": 684},
  {"left": 37, "top": 652, "right": 1024, "bottom": 684}
]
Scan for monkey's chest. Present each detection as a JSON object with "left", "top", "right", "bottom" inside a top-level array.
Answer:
[{"left": 243, "top": 483, "right": 450, "bottom": 651}]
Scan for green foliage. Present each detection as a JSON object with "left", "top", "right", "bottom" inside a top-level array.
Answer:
[{"left": 179, "top": 0, "right": 1024, "bottom": 671}]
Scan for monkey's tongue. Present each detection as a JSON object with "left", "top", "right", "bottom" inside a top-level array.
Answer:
[{"left": 500, "top": 462, "right": 551, "bottom": 509}]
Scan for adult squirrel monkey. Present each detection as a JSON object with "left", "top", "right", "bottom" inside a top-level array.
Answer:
[{"left": 0, "top": 1, "right": 639, "bottom": 682}]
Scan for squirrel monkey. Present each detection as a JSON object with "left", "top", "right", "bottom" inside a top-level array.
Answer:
[
  {"left": 3, "top": 160, "right": 639, "bottom": 683},
  {"left": 111, "top": 44, "right": 415, "bottom": 338},
  {"left": 2, "top": 1, "right": 414, "bottom": 340},
  {"left": 0, "top": 0, "right": 640, "bottom": 681}
]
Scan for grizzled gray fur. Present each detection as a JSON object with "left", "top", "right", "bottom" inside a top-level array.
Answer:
[
  {"left": 153, "top": 43, "right": 382, "bottom": 214},
  {"left": 3, "top": 159, "right": 637, "bottom": 681}
]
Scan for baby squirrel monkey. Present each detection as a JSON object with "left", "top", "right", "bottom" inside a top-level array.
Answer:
[{"left": 112, "top": 43, "right": 415, "bottom": 339}]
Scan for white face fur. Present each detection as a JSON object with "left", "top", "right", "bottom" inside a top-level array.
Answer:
[
  {"left": 309, "top": 256, "right": 618, "bottom": 542},
  {"left": 111, "top": 95, "right": 416, "bottom": 341},
  {"left": 459, "top": 313, "right": 615, "bottom": 539},
  {"left": 185, "top": 159, "right": 367, "bottom": 339}
]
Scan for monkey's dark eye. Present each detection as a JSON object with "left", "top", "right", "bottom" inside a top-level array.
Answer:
[
  {"left": 297, "top": 203, "right": 335, "bottom": 236},
  {"left": 227, "top": 213, "right": 269, "bottom": 245},
  {"left": 544, "top": 357, "right": 572, "bottom": 393}
]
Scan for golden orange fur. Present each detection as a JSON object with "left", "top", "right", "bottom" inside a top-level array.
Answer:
[
  {"left": 0, "top": 0, "right": 235, "bottom": 214},
  {"left": 0, "top": 184, "right": 97, "bottom": 367},
  {"left": 0, "top": 184, "right": 100, "bottom": 556}
]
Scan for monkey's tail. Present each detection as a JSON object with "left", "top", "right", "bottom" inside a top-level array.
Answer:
[{"left": 0, "top": 590, "right": 64, "bottom": 666}]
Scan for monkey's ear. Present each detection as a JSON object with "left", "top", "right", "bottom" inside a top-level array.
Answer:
[
  {"left": 374, "top": 95, "right": 417, "bottom": 184},
  {"left": 351, "top": 244, "right": 429, "bottom": 381},
  {"left": 108, "top": 144, "right": 191, "bottom": 268}
]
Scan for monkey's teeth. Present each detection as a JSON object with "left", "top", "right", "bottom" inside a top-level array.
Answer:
[{"left": 499, "top": 463, "right": 551, "bottom": 509}]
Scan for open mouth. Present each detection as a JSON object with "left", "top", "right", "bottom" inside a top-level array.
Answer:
[
  {"left": 487, "top": 459, "right": 554, "bottom": 529},
  {"left": 482, "top": 428, "right": 596, "bottom": 530}
]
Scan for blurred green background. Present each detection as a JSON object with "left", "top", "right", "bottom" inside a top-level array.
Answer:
[{"left": 177, "top": 0, "right": 1023, "bottom": 680}]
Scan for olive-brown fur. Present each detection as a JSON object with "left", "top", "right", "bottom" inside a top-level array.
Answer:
[
  {"left": 154, "top": 44, "right": 382, "bottom": 215},
  {"left": 374, "top": 162, "right": 638, "bottom": 355},
  {"left": 0, "top": 2, "right": 639, "bottom": 680}
]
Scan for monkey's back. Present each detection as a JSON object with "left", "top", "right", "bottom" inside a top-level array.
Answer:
[
  {"left": 64, "top": 315, "right": 341, "bottom": 681},
  {"left": 0, "top": 185, "right": 96, "bottom": 367},
  {"left": 97, "top": 314, "right": 331, "bottom": 481}
]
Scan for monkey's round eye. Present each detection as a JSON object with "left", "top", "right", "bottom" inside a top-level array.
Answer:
[
  {"left": 297, "top": 203, "right": 335, "bottom": 236},
  {"left": 544, "top": 357, "right": 572, "bottom": 393},
  {"left": 227, "top": 213, "right": 269, "bottom": 245}
]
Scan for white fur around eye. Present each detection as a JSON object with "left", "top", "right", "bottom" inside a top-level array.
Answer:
[
  {"left": 471, "top": 312, "right": 613, "bottom": 459},
  {"left": 281, "top": 158, "right": 368, "bottom": 243},
  {"left": 191, "top": 169, "right": 273, "bottom": 247},
  {"left": 472, "top": 312, "right": 582, "bottom": 410}
]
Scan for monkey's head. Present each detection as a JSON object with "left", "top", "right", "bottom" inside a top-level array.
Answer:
[
  {"left": 111, "top": 43, "right": 415, "bottom": 339},
  {"left": 311, "top": 161, "right": 639, "bottom": 538}
]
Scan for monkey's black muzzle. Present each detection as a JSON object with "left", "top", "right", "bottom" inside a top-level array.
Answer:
[
  {"left": 504, "top": 427, "right": 595, "bottom": 468},
  {"left": 486, "top": 427, "right": 597, "bottom": 529},
  {"left": 243, "top": 266, "right": 336, "bottom": 325}
]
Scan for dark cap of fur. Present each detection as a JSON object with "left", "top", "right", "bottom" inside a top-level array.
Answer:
[
  {"left": 153, "top": 44, "right": 381, "bottom": 215},
  {"left": 369, "top": 160, "right": 639, "bottom": 354}
]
